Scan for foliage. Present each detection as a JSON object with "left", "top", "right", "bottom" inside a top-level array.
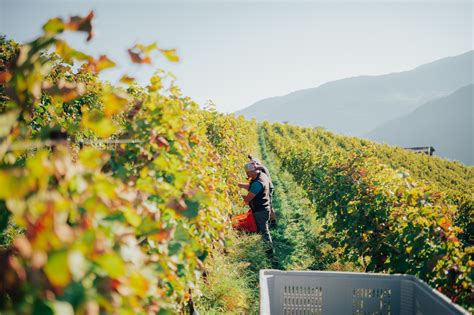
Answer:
[
  {"left": 261, "top": 122, "right": 473, "bottom": 308},
  {"left": 300, "top": 126, "right": 474, "bottom": 245},
  {"left": 195, "top": 232, "right": 269, "bottom": 315},
  {"left": 0, "top": 12, "right": 257, "bottom": 314},
  {"left": 192, "top": 106, "right": 260, "bottom": 313},
  {"left": 2, "top": 9, "right": 471, "bottom": 314}
]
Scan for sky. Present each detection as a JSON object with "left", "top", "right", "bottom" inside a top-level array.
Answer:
[{"left": 1, "top": 0, "right": 473, "bottom": 113}]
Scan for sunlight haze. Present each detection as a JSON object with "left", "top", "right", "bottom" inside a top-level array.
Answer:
[{"left": 1, "top": 0, "right": 472, "bottom": 113}]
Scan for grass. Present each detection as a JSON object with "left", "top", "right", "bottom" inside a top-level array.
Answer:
[
  {"left": 258, "top": 126, "right": 361, "bottom": 272},
  {"left": 194, "top": 228, "right": 271, "bottom": 314}
]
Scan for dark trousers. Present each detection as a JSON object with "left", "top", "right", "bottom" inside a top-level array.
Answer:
[{"left": 253, "top": 210, "right": 272, "bottom": 244}]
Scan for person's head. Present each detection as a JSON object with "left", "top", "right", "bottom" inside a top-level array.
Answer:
[
  {"left": 244, "top": 162, "right": 259, "bottom": 179},
  {"left": 247, "top": 154, "right": 261, "bottom": 166},
  {"left": 251, "top": 158, "right": 261, "bottom": 166}
]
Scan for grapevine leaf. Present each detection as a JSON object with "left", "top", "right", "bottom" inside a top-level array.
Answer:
[
  {"left": 103, "top": 90, "right": 129, "bottom": 117},
  {"left": 130, "top": 272, "right": 149, "bottom": 297},
  {"left": 44, "top": 250, "right": 71, "bottom": 287},
  {"left": 79, "top": 147, "right": 106, "bottom": 170},
  {"left": 94, "top": 55, "right": 116, "bottom": 72},
  {"left": 0, "top": 109, "right": 20, "bottom": 137},
  {"left": 181, "top": 199, "right": 200, "bottom": 218},
  {"left": 43, "top": 17, "right": 65, "bottom": 35},
  {"left": 81, "top": 108, "right": 117, "bottom": 138},
  {"left": 120, "top": 75, "right": 136, "bottom": 85},
  {"left": 65, "top": 11, "right": 95, "bottom": 41},
  {"left": 96, "top": 252, "right": 126, "bottom": 278},
  {"left": 160, "top": 49, "right": 179, "bottom": 62},
  {"left": 128, "top": 48, "right": 151, "bottom": 64},
  {"left": 55, "top": 40, "right": 91, "bottom": 64}
]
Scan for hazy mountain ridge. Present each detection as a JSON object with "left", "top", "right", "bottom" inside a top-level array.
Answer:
[
  {"left": 366, "top": 84, "right": 473, "bottom": 166},
  {"left": 236, "top": 50, "right": 474, "bottom": 136}
]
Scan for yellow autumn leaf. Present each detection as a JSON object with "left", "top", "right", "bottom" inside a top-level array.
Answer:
[
  {"left": 130, "top": 272, "right": 149, "bottom": 297},
  {"left": 160, "top": 49, "right": 179, "bottom": 62},
  {"left": 0, "top": 171, "right": 36, "bottom": 199},
  {"left": 123, "top": 207, "right": 141, "bottom": 227},
  {"left": 95, "top": 55, "right": 116, "bottom": 72},
  {"left": 103, "top": 90, "right": 129, "bottom": 117},
  {"left": 148, "top": 75, "right": 163, "bottom": 92},
  {"left": 56, "top": 40, "right": 91, "bottom": 64},
  {"left": 79, "top": 147, "right": 105, "bottom": 169},
  {"left": 82, "top": 108, "right": 117, "bottom": 138},
  {"left": 44, "top": 250, "right": 71, "bottom": 287},
  {"left": 120, "top": 75, "right": 136, "bottom": 85},
  {"left": 96, "top": 252, "right": 126, "bottom": 278},
  {"left": 143, "top": 42, "right": 158, "bottom": 53}
]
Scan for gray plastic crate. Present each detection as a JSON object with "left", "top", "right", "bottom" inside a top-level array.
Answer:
[{"left": 260, "top": 270, "right": 469, "bottom": 315}]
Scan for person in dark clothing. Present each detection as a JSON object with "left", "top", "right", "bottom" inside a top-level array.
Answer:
[
  {"left": 248, "top": 155, "right": 276, "bottom": 227},
  {"left": 238, "top": 162, "right": 273, "bottom": 244}
]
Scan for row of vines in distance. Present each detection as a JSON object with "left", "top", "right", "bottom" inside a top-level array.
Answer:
[
  {"left": 0, "top": 12, "right": 256, "bottom": 314},
  {"left": 261, "top": 122, "right": 473, "bottom": 308},
  {"left": 298, "top": 125, "right": 474, "bottom": 245}
]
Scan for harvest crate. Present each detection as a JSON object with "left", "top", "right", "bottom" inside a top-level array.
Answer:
[{"left": 259, "top": 270, "right": 469, "bottom": 314}]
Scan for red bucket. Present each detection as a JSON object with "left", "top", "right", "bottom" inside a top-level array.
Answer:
[{"left": 232, "top": 209, "right": 257, "bottom": 233}]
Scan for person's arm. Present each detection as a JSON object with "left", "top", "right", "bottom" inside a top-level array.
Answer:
[
  {"left": 238, "top": 183, "right": 250, "bottom": 190},
  {"left": 243, "top": 181, "right": 262, "bottom": 205},
  {"left": 243, "top": 191, "right": 256, "bottom": 204}
]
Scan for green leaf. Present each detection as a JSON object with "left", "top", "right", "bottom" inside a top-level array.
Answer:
[
  {"left": 168, "top": 242, "right": 182, "bottom": 256},
  {"left": 180, "top": 199, "right": 200, "bottom": 218},
  {"left": 0, "top": 201, "right": 11, "bottom": 233},
  {"left": 96, "top": 252, "right": 126, "bottom": 278},
  {"left": 174, "top": 224, "right": 189, "bottom": 242},
  {"left": 59, "top": 282, "right": 86, "bottom": 309},
  {"left": 33, "top": 299, "right": 54, "bottom": 315},
  {"left": 103, "top": 212, "right": 126, "bottom": 222},
  {"left": 43, "top": 17, "right": 65, "bottom": 34}
]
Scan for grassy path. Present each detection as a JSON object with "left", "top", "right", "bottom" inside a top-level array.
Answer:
[
  {"left": 258, "top": 127, "right": 320, "bottom": 270},
  {"left": 258, "top": 126, "right": 359, "bottom": 272}
]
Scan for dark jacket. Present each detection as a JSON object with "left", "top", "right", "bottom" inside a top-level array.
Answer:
[{"left": 249, "top": 172, "right": 271, "bottom": 213}]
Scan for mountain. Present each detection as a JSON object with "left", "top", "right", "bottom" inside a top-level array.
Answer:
[
  {"left": 236, "top": 50, "right": 473, "bottom": 136},
  {"left": 366, "top": 84, "right": 473, "bottom": 165}
]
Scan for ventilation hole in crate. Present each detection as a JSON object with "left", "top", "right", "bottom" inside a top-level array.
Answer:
[
  {"left": 352, "top": 288, "right": 391, "bottom": 315},
  {"left": 282, "top": 285, "right": 323, "bottom": 314}
]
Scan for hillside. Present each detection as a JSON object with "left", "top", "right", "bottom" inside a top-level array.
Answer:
[
  {"left": 237, "top": 50, "right": 473, "bottom": 136},
  {"left": 366, "top": 84, "right": 473, "bottom": 166}
]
